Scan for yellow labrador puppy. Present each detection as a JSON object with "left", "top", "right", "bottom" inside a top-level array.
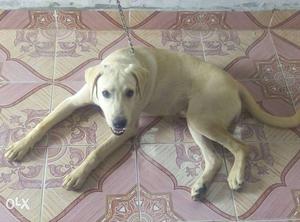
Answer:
[{"left": 5, "top": 47, "right": 300, "bottom": 200}]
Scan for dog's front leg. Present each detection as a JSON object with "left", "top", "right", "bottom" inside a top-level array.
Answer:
[
  {"left": 5, "top": 84, "right": 92, "bottom": 161},
  {"left": 63, "top": 127, "right": 137, "bottom": 190}
]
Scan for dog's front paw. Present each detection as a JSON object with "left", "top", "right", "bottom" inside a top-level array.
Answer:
[
  {"left": 5, "top": 140, "right": 33, "bottom": 161},
  {"left": 227, "top": 166, "right": 244, "bottom": 190},
  {"left": 191, "top": 181, "right": 207, "bottom": 201},
  {"left": 63, "top": 167, "right": 88, "bottom": 191}
]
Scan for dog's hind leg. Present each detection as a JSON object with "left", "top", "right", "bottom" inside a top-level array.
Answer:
[
  {"left": 188, "top": 115, "right": 248, "bottom": 193},
  {"left": 5, "top": 84, "right": 92, "bottom": 161},
  {"left": 187, "top": 125, "right": 222, "bottom": 201}
]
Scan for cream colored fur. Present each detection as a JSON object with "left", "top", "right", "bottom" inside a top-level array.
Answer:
[{"left": 5, "top": 47, "right": 300, "bottom": 200}]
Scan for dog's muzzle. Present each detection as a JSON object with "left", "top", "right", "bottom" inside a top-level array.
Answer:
[{"left": 111, "top": 127, "right": 126, "bottom": 136}]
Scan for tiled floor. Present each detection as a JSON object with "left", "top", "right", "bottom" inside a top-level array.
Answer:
[{"left": 0, "top": 9, "right": 299, "bottom": 222}]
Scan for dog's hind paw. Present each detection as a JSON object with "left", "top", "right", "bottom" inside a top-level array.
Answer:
[
  {"left": 191, "top": 183, "right": 207, "bottom": 201},
  {"left": 227, "top": 166, "right": 244, "bottom": 190}
]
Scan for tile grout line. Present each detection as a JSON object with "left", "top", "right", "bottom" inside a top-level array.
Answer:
[
  {"left": 199, "top": 30, "right": 207, "bottom": 62},
  {"left": 134, "top": 139, "right": 143, "bottom": 221},
  {"left": 267, "top": 13, "right": 297, "bottom": 113},
  {"left": 268, "top": 10, "right": 275, "bottom": 29},
  {"left": 221, "top": 148, "right": 239, "bottom": 221},
  {"left": 200, "top": 29, "right": 239, "bottom": 221},
  {"left": 39, "top": 9, "right": 58, "bottom": 222},
  {"left": 268, "top": 28, "right": 297, "bottom": 114}
]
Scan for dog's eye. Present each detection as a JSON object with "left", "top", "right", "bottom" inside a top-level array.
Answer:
[
  {"left": 102, "top": 90, "right": 111, "bottom": 98},
  {"left": 125, "top": 89, "right": 134, "bottom": 98}
]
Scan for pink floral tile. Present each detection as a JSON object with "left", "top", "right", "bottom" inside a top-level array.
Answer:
[
  {"left": 79, "top": 10, "right": 129, "bottom": 30},
  {"left": 53, "top": 29, "right": 126, "bottom": 80},
  {"left": 42, "top": 143, "right": 137, "bottom": 221},
  {"left": 0, "top": 29, "right": 55, "bottom": 81},
  {"left": 270, "top": 10, "right": 300, "bottom": 29},
  {"left": 54, "top": 10, "right": 129, "bottom": 30},
  {"left": 133, "top": 29, "right": 204, "bottom": 59},
  {"left": 286, "top": 78, "right": 300, "bottom": 110},
  {"left": 47, "top": 83, "right": 111, "bottom": 147},
  {"left": 239, "top": 80, "right": 294, "bottom": 117},
  {"left": 246, "top": 11, "right": 274, "bottom": 28},
  {"left": 130, "top": 11, "right": 273, "bottom": 30},
  {"left": 235, "top": 111, "right": 300, "bottom": 143},
  {"left": 270, "top": 30, "right": 300, "bottom": 77},
  {"left": 137, "top": 143, "right": 236, "bottom": 221},
  {"left": 225, "top": 142, "right": 300, "bottom": 221},
  {"left": 205, "top": 30, "right": 277, "bottom": 74},
  {"left": 0, "top": 146, "right": 47, "bottom": 221},
  {"left": 0, "top": 83, "right": 52, "bottom": 147},
  {"left": 0, "top": 10, "right": 32, "bottom": 29},
  {"left": 140, "top": 117, "right": 193, "bottom": 144}
]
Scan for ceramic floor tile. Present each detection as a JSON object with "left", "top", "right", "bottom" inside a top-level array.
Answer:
[
  {"left": 132, "top": 29, "right": 205, "bottom": 59},
  {"left": 137, "top": 143, "right": 237, "bottom": 221},
  {"left": 78, "top": 10, "right": 129, "bottom": 30},
  {"left": 270, "top": 10, "right": 300, "bottom": 29},
  {"left": 0, "top": 10, "right": 31, "bottom": 29},
  {"left": 46, "top": 83, "right": 111, "bottom": 147},
  {"left": 268, "top": 30, "right": 300, "bottom": 110},
  {"left": 0, "top": 29, "right": 55, "bottom": 81},
  {"left": 42, "top": 143, "right": 137, "bottom": 221},
  {"left": 270, "top": 30, "right": 300, "bottom": 77},
  {"left": 0, "top": 10, "right": 57, "bottom": 30},
  {"left": 224, "top": 142, "right": 300, "bottom": 221},
  {"left": 129, "top": 11, "right": 178, "bottom": 29},
  {"left": 53, "top": 29, "right": 126, "bottom": 80},
  {"left": 203, "top": 30, "right": 278, "bottom": 78},
  {"left": 239, "top": 79, "right": 295, "bottom": 117},
  {"left": 0, "top": 146, "right": 47, "bottom": 222},
  {"left": 129, "top": 11, "right": 271, "bottom": 30},
  {"left": 140, "top": 117, "right": 194, "bottom": 144},
  {"left": 0, "top": 83, "right": 52, "bottom": 147},
  {"left": 246, "top": 11, "right": 274, "bottom": 28}
]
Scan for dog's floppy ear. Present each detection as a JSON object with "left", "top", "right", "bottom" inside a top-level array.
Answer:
[
  {"left": 125, "top": 64, "right": 149, "bottom": 98},
  {"left": 84, "top": 64, "right": 102, "bottom": 98},
  {"left": 84, "top": 64, "right": 102, "bottom": 88}
]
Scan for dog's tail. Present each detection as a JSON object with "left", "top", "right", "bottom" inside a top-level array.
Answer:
[{"left": 238, "top": 82, "right": 300, "bottom": 128}]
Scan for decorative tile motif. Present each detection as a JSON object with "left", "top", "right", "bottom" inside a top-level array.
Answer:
[
  {"left": 101, "top": 186, "right": 183, "bottom": 222},
  {"left": 53, "top": 30, "right": 124, "bottom": 80},
  {"left": 42, "top": 143, "right": 137, "bottom": 221},
  {"left": 57, "top": 10, "right": 88, "bottom": 29},
  {"left": 49, "top": 84, "right": 111, "bottom": 147},
  {"left": 286, "top": 78, "right": 300, "bottom": 109},
  {"left": 15, "top": 30, "right": 55, "bottom": 58},
  {"left": 0, "top": 148, "right": 46, "bottom": 222},
  {"left": 253, "top": 56, "right": 291, "bottom": 104},
  {"left": 137, "top": 147, "right": 236, "bottom": 221},
  {"left": 205, "top": 30, "right": 265, "bottom": 68},
  {"left": 0, "top": 30, "right": 55, "bottom": 80},
  {"left": 27, "top": 11, "right": 56, "bottom": 29},
  {"left": 161, "top": 30, "right": 204, "bottom": 57},
  {"left": 0, "top": 8, "right": 299, "bottom": 222},
  {"left": 130, "top": 11, "right": 272, "bottom": 30},
  {"left": 228, "top": 143, "right": 300, "bottom": 220},
  {"left": 0, "top": 84, "right": 51, "bottom": 147},
  {"left": 170, "top": 12, "right": 229, "bottom": 30}
]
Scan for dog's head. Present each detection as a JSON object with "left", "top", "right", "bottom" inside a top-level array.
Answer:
[{"left": 85, "top": 62, "right": 148, "bottom": 136}]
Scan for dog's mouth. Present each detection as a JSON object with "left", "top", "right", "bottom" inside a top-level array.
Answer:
[{"left": 111, "top": 127, "right": 126, "bottom": 136}]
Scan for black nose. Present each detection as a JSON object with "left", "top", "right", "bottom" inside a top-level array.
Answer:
[{"left": 113, "top": 117, "right": 127, "bottom": 129}]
